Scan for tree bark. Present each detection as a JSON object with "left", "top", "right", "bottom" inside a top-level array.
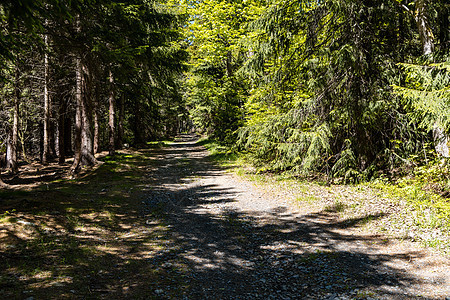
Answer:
[
  {"left": 70, "top": 53, "right": 83, "bottom": 174},
  {"left": 80, "top": 63, "right": 97, "bottom": 166},
  {"left": 58, "top": 97, "right": 67, "bottom": 164},
  {"left": 117, "top": 94, "right": 125, "bottom": 149},
  {"left": 415, "top": 0, "right": 434, "bottom": 56},
  {"left": 93, "top": 78, "right": 100, "bottom": 154},
  {"left": 6, "top": 67, "right": 20, "bottom": 174},
  {"left": 71, "top": 16, "right": 97, "bottom": 174},
  {"left": 64, "top": 109, "right": 72, "bottom": 156},
  {"left": 42, "top": 32, "right": 51, "bottom": 164},
  {"left": 133, "top": 98, "right": 143, "bottom": 145},
  {"left": 93, "top": 107, "right": 99, "bottom": 154},
  {"left": 108, "top": 69, "right": 115, "bottom": 156},
  {"left": 438, "top": 3, "right": 449, "bottom": 51},
  {"left": 18, "top": 123, "right": 29, "bottom": 163}
]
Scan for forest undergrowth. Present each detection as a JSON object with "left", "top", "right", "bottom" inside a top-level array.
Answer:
[{"left": 200, "top": 138, "right": 450, "bottom": 255}]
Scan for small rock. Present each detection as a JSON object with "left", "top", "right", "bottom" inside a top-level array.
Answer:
[
  {"left": 17, "top": 220, "right": 34, "bottom": 226},
  {"left": 51, "top": 282, "right": 65, "bottom": 287},
  {"left": 155, "top": 289, "right": 164, "bottom": 294},
  {"left": 324, "top": 293, "right": 337, "bottom": 300}
]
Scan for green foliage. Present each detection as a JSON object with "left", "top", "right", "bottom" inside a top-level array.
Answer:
[
  {"left": 183, "top": 0, "right": 262, "bottom": 144},
  {"left": 196, "top": 137, "right": 238, "bottom": 164},
  {"left": 236, "top": 0, "right": 428, "bottom": 179},
  {"left": 238, "top": 108, "right": 331, "bottom": 174},
  {"left": 369, "top": 159, "right": 450, "bottom": 249},
  {"left": 393, "top": 59, "right": 450, "bottom": 131},
  {"left": 0, "top": 0, "right": 189, "bottom": 160}
]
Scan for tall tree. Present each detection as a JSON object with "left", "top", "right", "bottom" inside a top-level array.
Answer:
[
  {"left": 234, "top": 0, "right": 435, "bottom": 179},
  {"left": 42, "top": 28, "right": 51, "bottom": 164},
  {"left": 184, "top": 0, "right": 262, "bottom": 142},
  {"left": 6, "top": 67, "right": 20, "bottom": 174},
  {"left": 108, "top": 69, "right": 115, "bottom": 156}
]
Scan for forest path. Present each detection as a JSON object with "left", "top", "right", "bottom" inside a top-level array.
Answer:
[
  {"left": 140, "top": 134, "right": 449, "bottom": 299},
  {"left": 1, "top": 134, "right": 449, "bottom": 299}
]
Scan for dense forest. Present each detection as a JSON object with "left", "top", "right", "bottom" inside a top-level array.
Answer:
[{"left": 0, "top": 0, "right": 449, "bottom": 184}]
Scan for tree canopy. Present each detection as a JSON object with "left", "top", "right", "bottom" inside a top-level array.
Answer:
[{"left": 0, "top": 0, "right": 449, "bottom": 182}]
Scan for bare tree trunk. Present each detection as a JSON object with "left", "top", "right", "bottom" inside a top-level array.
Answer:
[
  {"left": 58, "top": 97, "right": 67, "bottom": 164},
  {"left": 71, "top": 16, "right": 97, "bottom": 175},
  {"left": 18, "top": 123, "right": 29, "bottom": 163},
  {"left": 42, "top": 32, "right": 51, "bottom": 164},
  {"left": 108, "top": 69, "right": 115, "bottom": 156},
  {"left": 415, "top": 0, "right": 434, "bottom": 56},
  {"left": 438, "top": 4, "right": 449, "bottom": 50},
  {"left": 64, "top": 109, "right": 72, "bottom": 156},
  {"left": 6, "top": 130, "right": 17, "bottom": 173},
  {"left": 117, "top": 94, "right": 124, "bottom": 149},
  {"left": 70, "top": 54, "right": 83, "bottom": 174},
  {"left": 0, "top": 154, "right": 7, "bottom": 186},
  {"left": 93, "top": 79, "right": 100, "bottom": 154},
  {"left": 50, "top": 118, "right": 57, "bottom": 157},
  {"left": 133, "top": 98, "right": 143, "bottom": 145},
  {"left": 80, "top": 63, "right": 97, "bottom": 166},
  {"left": 6, "top": 68, "right": 20, "bottom": 174},
  {"left": 93, "top": 108, "right": 99, "bottom": 154}
]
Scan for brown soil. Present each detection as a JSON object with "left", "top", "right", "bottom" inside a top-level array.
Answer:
[{"left": 0, "top": 134, "right": 449, "bottom": 299}]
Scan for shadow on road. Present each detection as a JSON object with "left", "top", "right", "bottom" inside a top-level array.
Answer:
[{"left": 0, "top": 134, "right": 443, "bottom": 299}]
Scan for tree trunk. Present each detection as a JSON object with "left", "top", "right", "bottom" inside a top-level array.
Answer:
[
  {"left": 71, "top": 16, "right": 97, "bottom": 174},
  {"left": 6, "top": 68, "right": 20, "bottom": 174},
  {"left": 117, "top": 94, "right": 124, "bottom": 149},
  {"left": 70, "top": 54, "right": 83, "bottom": 174},
  {"left": 438, "top": 3, "right": 449, "bottom": 51},
  {"left": 415, "top": 0, "right": 434, "bottom": 56},
  {"left": 80, "top": 63, "right": 97, "bottom": 166},
  {"left": 92, "top": 80, "right": 100, "bottom": 154},
  {"left": 58, "top": 97, "right": 67, "bottom": 164},
  {"left": 50, "top": 117, "right": 57, "bottom": 157},
  {"left": 93, "top": 108, "right": 99, "bottom": 154},
  {"left": 64, "top": 108, "right": 72, "bottom": 156},
  {"left": 108, "top": 69, "right": 115, "bottom": 156},
  {"left": 433, "top": 126, "right": 449, "bottom": 157},
  {"left": 133, "top": 98, "right": 143, "bottom": 145},
  {"left": 42, "top": 32, "right": 51, "bottom": 164}
]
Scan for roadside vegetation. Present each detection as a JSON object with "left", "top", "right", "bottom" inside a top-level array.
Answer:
[
  {"left": 199, "top": 138, "right": 450, "bottom": 254},
  {"left": 0, "top": 146, "right": 191, "bottom": 298}
]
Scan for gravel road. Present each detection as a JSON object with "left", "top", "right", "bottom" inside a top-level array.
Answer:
[{"left": 140, "top": 135, "right": 450, "bottom": 300}]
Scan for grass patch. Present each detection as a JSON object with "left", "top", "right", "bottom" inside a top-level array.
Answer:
[
  {"left": 361, "top": 162, "right": 450, "bottom": 253},
  {"left": 296, "top": 194, "right": 320, "bottom": 204},
  {"left": 324, "top": 201, "right": 347, "bottom": 213},
  {"left": 369, "top": 179, "right": 450, "bottom": 231},
  {"left": 146, "top": 140, "right": 171, "bottom": 148},
  {"left": 196, "top": 138, "right": 238, "bottom": 165},
  {"left": 232, "top": 155, "right": 450, "bottom": 253},
  {"left": 0, "top": 146, "right": 190, "bottom": 298}
]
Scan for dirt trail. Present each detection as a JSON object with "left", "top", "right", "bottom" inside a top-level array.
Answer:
[
  {"left": 141, "top": 135, "right": 449, "bottom": 299},
  {"left": 1, "top": 134, "right": 449, "bottom": 299}
]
